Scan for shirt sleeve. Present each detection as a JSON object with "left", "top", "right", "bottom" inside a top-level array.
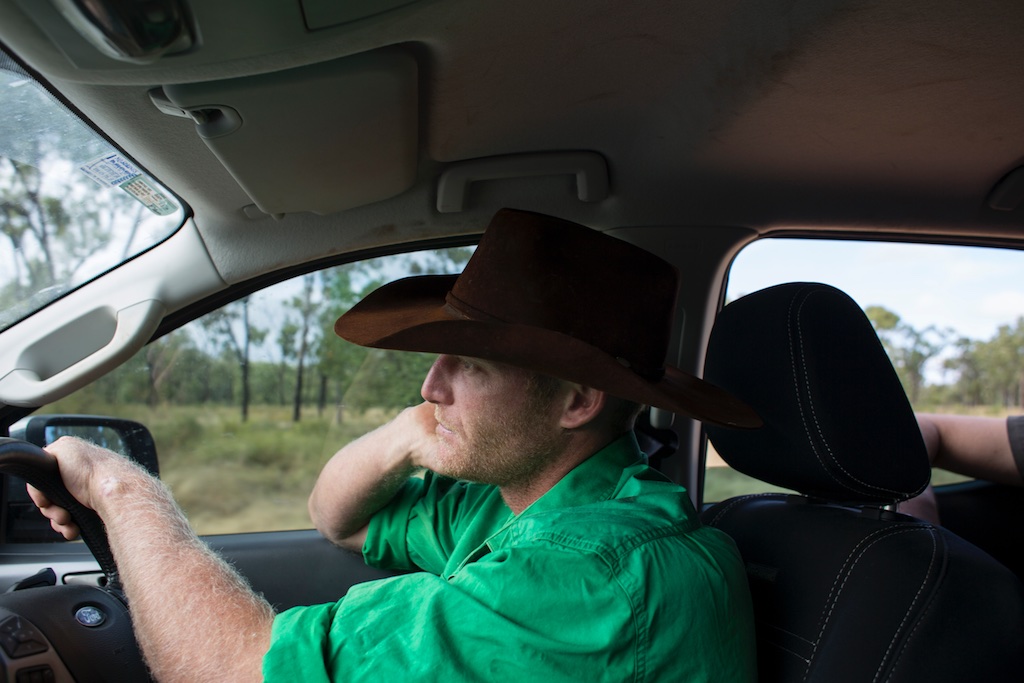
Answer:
[
  {"left": 262, "top": 545, "right": 636, "bottom": 683},
  {"left": 1007, "top": 415, "right": 1024, "bottom": 478},
  {"left": 362, "top": 471, "right": 506, "bottom": 574}
]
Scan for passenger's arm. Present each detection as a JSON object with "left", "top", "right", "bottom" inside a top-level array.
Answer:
[
  {"left": 916, "top": 413, "right": 1022, "bottom": 486},
  {"left": 308, "top": 401, "right": 439, "bottom": 552},
  {"left": 28, "top": 437, "right": 274, "bottom": 683}
]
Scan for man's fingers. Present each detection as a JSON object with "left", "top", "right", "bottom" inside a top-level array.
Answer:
[
  {"left": 27, "top": 484, "right": 81, "bottom": 540},
  {"left": 49, "top": 519, "right": 81, "bottom": 541},
  {"left": 26, "top": 484, "right": 51, "bottom": 509}
]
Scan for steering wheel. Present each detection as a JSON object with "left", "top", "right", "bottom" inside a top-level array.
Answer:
[{"left": 0, "top": 438, "right": 149, "bottom": 682}]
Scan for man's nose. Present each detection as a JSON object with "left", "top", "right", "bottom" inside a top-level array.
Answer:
[{"left": 421, "top": 355, "right": 455, "bottom": 404}]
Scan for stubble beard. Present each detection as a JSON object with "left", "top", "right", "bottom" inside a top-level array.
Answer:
[{"left": 433, "top": 399, "right": 568, "bottom": 489}]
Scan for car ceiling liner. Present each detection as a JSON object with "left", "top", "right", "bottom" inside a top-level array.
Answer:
[{"left": 149, "top": 46, "right": 419, "bottom": 217}]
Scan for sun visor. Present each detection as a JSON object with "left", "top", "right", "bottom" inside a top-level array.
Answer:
[{"left": 155, "top": 47, "right": 417, "bottom": 216}]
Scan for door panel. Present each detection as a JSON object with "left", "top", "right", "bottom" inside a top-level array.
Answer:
[
  {"left": 935, "top": 482, "right": 1024, "bottom": 581},
  {"left": 0, "top": 530, "right": 398, "bottom": 611},
  {"left": 206, "top": 530, "right": 399, "bottom": 610}
]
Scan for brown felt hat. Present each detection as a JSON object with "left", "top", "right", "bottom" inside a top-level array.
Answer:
[{"left": 335, "top": 208, "right": 760, "bottom": 428}]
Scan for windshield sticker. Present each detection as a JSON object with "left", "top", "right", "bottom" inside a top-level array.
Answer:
[
  {"left": 119, "top": 176, "right": 178, "bottom": 216},
  {"left": 79, "top": 152, "right": 176, "bottom": 215},
  {"left": 80, "top": 153, "right": 140, "bottom": 187}
]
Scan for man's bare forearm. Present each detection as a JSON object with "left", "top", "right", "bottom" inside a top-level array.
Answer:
[
  {"left": 92, "top": 461, "right": 274, "bottom": 682},
  {"left": 308, "top": 403, "right": 436, "bottom": 551},
  {"left": 917, "top": 413, "right": 1021, "bottom": 485}
]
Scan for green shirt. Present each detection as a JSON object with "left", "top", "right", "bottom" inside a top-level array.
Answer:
[{"left": 263, "top": 434, "right": 756, "bottom": 681}]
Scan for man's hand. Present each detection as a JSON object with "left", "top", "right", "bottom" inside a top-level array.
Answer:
[
  {"left": 26, "top": 436, "right": 143, "bottom": 542},
  {"left": 397, "top": 401, "right": 442, "bottom": 470},
  {"left": 309, "top": 401, "right": 440, "bottom": 550}
]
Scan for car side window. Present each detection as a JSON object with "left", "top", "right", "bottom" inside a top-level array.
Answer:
[
  {"left": 38, "top": 247, "right": 472, "bottom": 535},
  {"left": 705, "top": 238, "right": 1024, "bottom": 503}
]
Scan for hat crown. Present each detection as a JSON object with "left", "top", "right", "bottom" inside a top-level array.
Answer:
[{"left": 449, "top": 209, "right": 678, "bottom": 374}]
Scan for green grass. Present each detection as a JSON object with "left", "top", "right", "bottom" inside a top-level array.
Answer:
[{"left": 156, "top": 405, "right": 398, "bottom": 534}]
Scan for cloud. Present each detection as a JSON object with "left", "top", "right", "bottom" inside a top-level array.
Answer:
[{"left": 980, "top": 290, "right": 1024, "bottom": 323}]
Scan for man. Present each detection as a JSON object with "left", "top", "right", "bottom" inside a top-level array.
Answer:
[{"left": 31, "top": 209, "right": 759, "bottom": 681}]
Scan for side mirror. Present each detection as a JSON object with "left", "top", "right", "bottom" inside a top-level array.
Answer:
[{"left": 4, "top": 415, "right": 159, "bottom": 543}]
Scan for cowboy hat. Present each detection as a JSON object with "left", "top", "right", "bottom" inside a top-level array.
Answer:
[{"left": 335, "top": 208, "right": 760, "bottom": 428}]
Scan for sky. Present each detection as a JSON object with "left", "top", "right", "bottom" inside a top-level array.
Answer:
[{"left": 727, "top": 238, "right": 1024, "bottom": 343}]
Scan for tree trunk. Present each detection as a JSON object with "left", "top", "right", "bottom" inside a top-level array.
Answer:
[
  {"left": 317, "top": 374, "right": 328, "bottom": 417},
  {"left": 292, "top": 357, "right": 304, "bottom": 422},
  {"left": 240, "top": 300, "right": 251, "bottom": 422}
]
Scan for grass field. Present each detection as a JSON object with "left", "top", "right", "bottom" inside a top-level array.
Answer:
[
  {"left": 41, "top": 400, "right": 400, "bottom": 535},
  {"left": 157, "top": 405, "right": 402, "bottom": 534},
  {"left": 39, "top": 400, "right": 1014, "bottom": 534}
]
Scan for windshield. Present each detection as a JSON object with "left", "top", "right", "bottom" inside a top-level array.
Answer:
[{"left": 0, "top": 52, "right": 185, "bottom": 332}]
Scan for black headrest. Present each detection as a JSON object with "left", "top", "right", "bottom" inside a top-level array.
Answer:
[{"left": 705, "top": 282, "right": 930, "bottom": 504}]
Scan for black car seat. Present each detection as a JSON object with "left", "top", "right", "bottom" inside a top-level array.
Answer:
[{"left": 701, "top": 282, "right": 1024, "bottom": 683}]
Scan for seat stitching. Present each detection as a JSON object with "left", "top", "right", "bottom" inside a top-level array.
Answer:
[
  {"left": 790, "top": 288, "right": 904, "bottom": 497},
  {"left": 763, "top": 622, "right": 815, "bottom": 647},
  {"left": 704, "top": 493, "right": 776, "bottom": 526},
  {"left": 788, "top": 288, "right": 845, "bottom": 490},
  {"left": 770, "top": 641, "right": 812, "bottom": 666},
  {"left": 876, "top": 529, "right": 941, "bottom": 683},
  {"left": 802, "top": 525, "right": 931, "bottom": 682},
  {"left": 803, "top": 526, "right": 895, "bottom": 680}
]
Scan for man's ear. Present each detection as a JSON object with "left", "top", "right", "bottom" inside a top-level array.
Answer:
[{"left": 558, "top": 385, "right": 607, "bottom": 430}]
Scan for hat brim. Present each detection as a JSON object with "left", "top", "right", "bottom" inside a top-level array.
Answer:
[{"left": 336, "top": 274, "right": 760, "bottom": 429}]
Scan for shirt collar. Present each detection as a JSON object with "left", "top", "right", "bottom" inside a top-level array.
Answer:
[{"left": 518, "top": 432, "right": 645, "bottom": 518}]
